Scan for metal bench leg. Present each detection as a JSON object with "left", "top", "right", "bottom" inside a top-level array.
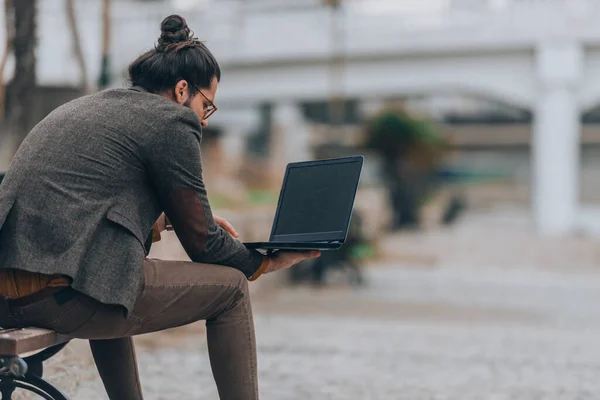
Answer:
[
  {"left": 26, "top": 342, "right": 70, "bottom": 365},
  {"left": 0, "top": 369, "right": 69, "bottom": 400},
  {"left": 0, "top": 376, "right": 16, "bottom": 399},
  {"left": 24, "top": 342, "right": 70, "bottom": 379},
  {"left": 0, "top": 348, "right": 71, "bottom": 399},
  {"left": 14, "top": 374, "right": 69, "bottom": 400}
]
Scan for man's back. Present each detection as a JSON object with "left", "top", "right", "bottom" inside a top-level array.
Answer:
[{"left": 0, "top": 87, "right": 200, "bottom": 311}]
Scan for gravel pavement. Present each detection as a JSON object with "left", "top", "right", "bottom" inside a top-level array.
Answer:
[{"left": 30, "top": 211, "right": 600, "bottom": 399}]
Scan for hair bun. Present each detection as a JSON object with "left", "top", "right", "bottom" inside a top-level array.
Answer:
[{"left": 158, "top": 15, "right": 190, "bottom": 50}]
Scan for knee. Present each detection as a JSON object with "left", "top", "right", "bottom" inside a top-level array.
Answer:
[
  {"left": 217, "top": 268, "right": 251, "bottom": 316},
  {"left": 203, "top": 267, "right": 252, "bottom": 322},
  {"left": 221, "top": 267, "right": 250, "bottom": 298}
]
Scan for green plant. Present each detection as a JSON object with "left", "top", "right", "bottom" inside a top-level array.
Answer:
[
  {"left": 365, "top": 109, "right": 416, "bottom": 159},
  {"left": 365, "top": 108, "right": 446, "bottom": 162},
  {"left": 364, "top": 107, "right": 449, "bottom": 230}
]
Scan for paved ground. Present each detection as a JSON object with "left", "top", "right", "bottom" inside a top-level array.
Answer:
[{"left": 26, "top": 210, "right": 600, "bottom": 399}]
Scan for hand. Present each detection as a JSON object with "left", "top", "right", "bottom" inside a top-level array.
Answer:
[
  {"left": 215, "top": 216, "right": 239, "bottom": 238},
  {"left": 156, "top": 213, "right": 167, "bottom": 232},
  {"left": 265, "top": 251, "right": 321, "bottom": 274}
]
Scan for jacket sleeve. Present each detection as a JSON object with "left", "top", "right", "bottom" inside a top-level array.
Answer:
[{"left": 145, "top": 111, "right": 263, "bottom": 277}]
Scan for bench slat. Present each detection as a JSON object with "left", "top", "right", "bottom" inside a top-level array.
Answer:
[{"left": 0, "top": 328, "right": 69, "bottom": 356}]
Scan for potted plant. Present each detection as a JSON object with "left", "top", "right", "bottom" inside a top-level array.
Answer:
[{"left": 365, "top": 107, "right": 448, "bottom": 230}]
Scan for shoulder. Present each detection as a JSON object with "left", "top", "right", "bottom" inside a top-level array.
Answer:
[
  {"left": 89, "top": 88, "right": 202, "bottom": 141},
  {"left": 57, "top": 88, "right": 203, "bottom": 153},
  {"left": 111, "top": 88, "right": 201, "bottom": 133},
  {"left": 104, "top": 90, "right": 204, "bottom": 159}
]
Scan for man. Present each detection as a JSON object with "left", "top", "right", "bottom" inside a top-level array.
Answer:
[{"left": 0, "top": 14, "right": 318, "bottom": 400}]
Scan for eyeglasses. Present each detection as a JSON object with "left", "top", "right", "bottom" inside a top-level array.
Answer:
[
  {"left": 198, "top": 90, "right": 217, "bottom": 120},
  {"left": 188, "top": 82, "right": 218, "bottom": 119}
]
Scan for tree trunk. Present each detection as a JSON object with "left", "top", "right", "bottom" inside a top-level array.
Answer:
[
  {"left": 0, "top": 0, "right": 14, "bottom": 120},
  {"left": 98, "top": 0, "right": 111, "bottom": 89},
  {"left": 5, "top": 0, "right": 36, "bottom": 150},
  {"left": 327, "top": 0, "right": 345, "bottom": 126},
  {"left": 65, "top": 0, "right": 89, "bottom": 93}
]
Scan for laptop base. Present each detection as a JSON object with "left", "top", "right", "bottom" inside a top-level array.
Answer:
[{"left": 244, "top": 242, "right": 342, "bottom": 252}]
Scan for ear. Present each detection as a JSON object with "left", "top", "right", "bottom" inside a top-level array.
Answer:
[{"left": 173, "top": 80, "right": 190, "bottom": 105}]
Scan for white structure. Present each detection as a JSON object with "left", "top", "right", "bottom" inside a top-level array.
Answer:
[{"left": 3, "top": 0, "right": 600, "bottom": 235}]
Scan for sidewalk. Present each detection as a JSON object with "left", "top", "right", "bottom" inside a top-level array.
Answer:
[{"left": 41, "top": 209, "right": 600, "bottom": 399}]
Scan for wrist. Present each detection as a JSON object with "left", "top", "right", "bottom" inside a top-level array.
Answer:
[{"left": 248, "top": 256, "right": 270, "bottom": 281}]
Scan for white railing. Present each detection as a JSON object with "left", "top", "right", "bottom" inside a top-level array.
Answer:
[
  {"left": 344, "top": 0, "right": 597, "bottom": 16},
  {"left": 177, "top": 0, "right": 600, "bottom": 64},
  {"left": 18, "top": 0, "right": 600, "bottom": 86}
]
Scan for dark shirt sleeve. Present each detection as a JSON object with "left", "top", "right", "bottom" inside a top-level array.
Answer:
[{"left": 146, "top": 111, "right": 263, "bottom": 277}]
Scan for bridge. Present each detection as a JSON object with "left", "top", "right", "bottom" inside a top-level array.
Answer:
[{"left": 12, "top": 0, "right": 600, "bottom": 235}]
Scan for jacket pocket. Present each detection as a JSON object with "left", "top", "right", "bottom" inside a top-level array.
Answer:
[{"left": 105, "top": 208, "right": 146, "bottom": 247}]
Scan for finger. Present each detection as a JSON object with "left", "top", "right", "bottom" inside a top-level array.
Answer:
[
  {"left": 282, "top": 250, "right": 320, "bottom": 257},
  {"left": 226, "top": 224, "right": 239, "bottom": 238},
  {"left": 218, "top": 218, "right": 239, "bottom": 238},
  {"left": 299, "top": 251, "right": 320, "bottom": 259},
  {"left": 292, "top": 251, "right": 319, "bottom": 264}
]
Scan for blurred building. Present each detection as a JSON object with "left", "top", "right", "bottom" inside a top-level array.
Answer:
[{"left": 2, "top": 0, "right": 600, "bottom": 235}]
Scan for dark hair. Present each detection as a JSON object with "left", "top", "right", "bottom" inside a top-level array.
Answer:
[{"left": 128, "top": 15, "right": 221, "bottom": 95}]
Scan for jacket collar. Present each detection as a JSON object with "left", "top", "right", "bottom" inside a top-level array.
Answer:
[{"left": 129, "top": 85, "right": 149, "bottom": 94}]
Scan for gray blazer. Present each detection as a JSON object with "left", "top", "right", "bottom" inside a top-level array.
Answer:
[{"left": 0, "top": 87, "right": 263, "bottom": 314}]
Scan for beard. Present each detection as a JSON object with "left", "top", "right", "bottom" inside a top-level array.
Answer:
[{"left": 182, "top": 97, "right": 202, "bottom": 133}]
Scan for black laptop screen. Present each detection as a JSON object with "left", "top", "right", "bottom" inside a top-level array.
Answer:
[{"left": 271, "top": 160, "right": 362, "bottom": 239}]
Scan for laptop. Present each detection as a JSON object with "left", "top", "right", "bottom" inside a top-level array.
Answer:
[{"left": 244, "top": 155, "right": 364, "bottom": 253}]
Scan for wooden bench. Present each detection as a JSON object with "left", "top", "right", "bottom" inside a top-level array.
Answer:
[{"left": 0, "top": 328, "right": 71, "bottom": 399}]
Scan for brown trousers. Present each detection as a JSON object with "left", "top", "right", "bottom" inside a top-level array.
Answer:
[{"left": 0, "top": 259, "right": 258, "bottom": 400}]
